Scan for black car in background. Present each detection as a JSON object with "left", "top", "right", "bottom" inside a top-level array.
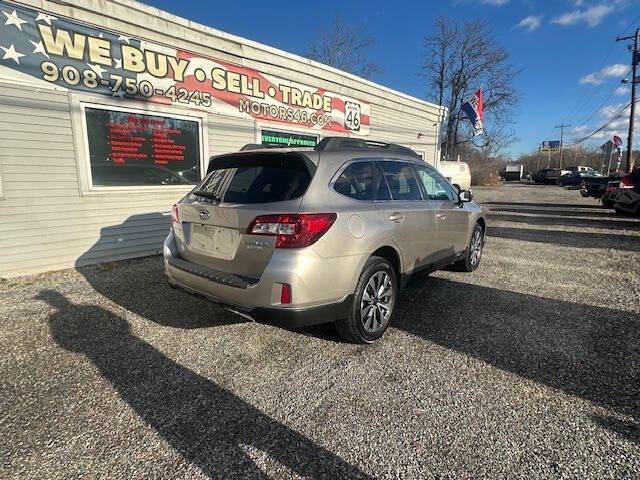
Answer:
[
  {"left": 557, "top": 170, "right": 602, "bottom": 188},
  {"left": 533, "top": 168, "right": 565, "bottom": 184}
]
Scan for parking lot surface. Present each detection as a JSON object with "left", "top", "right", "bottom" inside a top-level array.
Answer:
[{"left": 1, "top": 183, "right": 639, "bottom": 479}]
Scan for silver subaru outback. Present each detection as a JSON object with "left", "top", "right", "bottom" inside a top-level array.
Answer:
[{"left": 164, "top": 137, "right": 486, "bottom": 343}]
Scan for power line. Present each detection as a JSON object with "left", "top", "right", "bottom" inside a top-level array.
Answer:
[
  {"left": 571, "top": 102, "right": 631, "bottom": 145},
  {"left": 576, "top": 68, "right": 631, "bottom": 127},
  {"left": 562, "top": 43, "right": 620, "bottom": 123}
]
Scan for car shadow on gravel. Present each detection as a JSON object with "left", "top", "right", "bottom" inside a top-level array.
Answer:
[
  {"left": 395, "top": 276, "right": 640, "bottom": 444},
  {"left": 74, "top": 214, "right": 247, "bottom": 330},
  {"left": 39, "top": 289, "right": 371, "bottom": 479},
  {"left": 76, "top": 257, "right": 246, "bottom": 329},
  {"left": 488, "top": 226, "right": 640, "bottom": 251}
]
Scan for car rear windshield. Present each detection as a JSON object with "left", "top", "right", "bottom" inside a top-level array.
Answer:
[{"left": 197, "top": 152, "right": 314, "bottom": 204}]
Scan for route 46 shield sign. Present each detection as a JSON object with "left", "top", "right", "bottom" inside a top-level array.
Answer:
[{"left": 344, "top": 101, "right": 362, "bottom": 132}]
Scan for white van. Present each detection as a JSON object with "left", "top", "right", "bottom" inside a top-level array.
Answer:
[{"left": 438, "top": 161, "right": 471, "bottom": 190}]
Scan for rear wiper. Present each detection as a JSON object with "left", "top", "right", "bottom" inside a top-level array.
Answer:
[{"left": 192, "top": 190, "right": 222, "bottom": 202}]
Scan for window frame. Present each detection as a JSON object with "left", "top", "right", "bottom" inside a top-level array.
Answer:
[
  {"left": 376, "top": 159, "right": 425, "bottom": 202},
  {"left": 330, "top": 158, "right": 395, "bottom": 202},
  {"left": 73, "top": 97, "right": 208, "bottom": 195},
  {"left": 330, "top": 159, "right": 377, "bottom": 201},
  {"left": 412, "top": 163, "right": 460, "bottom": 203}
]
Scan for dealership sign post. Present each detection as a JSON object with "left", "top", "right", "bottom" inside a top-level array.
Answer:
[
  {"left": 0, "top": 0, "right": 370, "bottom": 135},
  {"left": 541, "top": 141, "right": 560, "bottom": 168}
]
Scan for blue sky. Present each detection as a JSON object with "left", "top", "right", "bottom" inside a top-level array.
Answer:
[{"left": 143, "top": 0, "right": 640, "bottom": 157}]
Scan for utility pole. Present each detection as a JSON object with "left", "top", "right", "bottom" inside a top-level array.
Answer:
[
  {"left": 617, "top": 28, "right": 639, "bottom": 173},
  {"left": 554, "top": 124, "right": 571, "bottom": 169}
]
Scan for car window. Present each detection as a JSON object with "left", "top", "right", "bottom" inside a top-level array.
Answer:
[
  {"left": 379, "top": 161, "right": 423, "bottom": 201},
  {"left": 198, "top": 154, "right": 312, "bottom": 204},
  {"left": 333, "top": 162, "right": 374, "bottom": 200},
  {"left": 414, "top": 165, "right": 457, "bottom": 201}
]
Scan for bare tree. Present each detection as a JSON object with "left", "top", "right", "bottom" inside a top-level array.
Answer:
[
  {"left": 422, "top": 17, "right": 519, "bottom": 158},
  {"left": 306, "top": 17, "right": 381, "bottom": 79}
]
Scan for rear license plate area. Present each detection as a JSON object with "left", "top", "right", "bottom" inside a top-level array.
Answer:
[{"left": 190, "top": 224, "right": 239, "bottom": 260}]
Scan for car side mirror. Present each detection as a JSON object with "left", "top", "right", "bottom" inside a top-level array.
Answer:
[{"left": 459, "top": 190, "right": 473, "bottom": 203}]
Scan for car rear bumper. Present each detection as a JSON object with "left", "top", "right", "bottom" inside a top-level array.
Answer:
[{"left": 163, "top": 231, "right": 358, "bottom": 327}]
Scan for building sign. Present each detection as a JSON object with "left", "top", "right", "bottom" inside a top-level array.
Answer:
[
  {"left": 541, "top": 141, "right": 560, "bottom": 152},
  {"left": 261, "top": 130, "right": 318, "bottom": 147},
  {"left": 0, "top": 0, "right": 370, "bottom": 135},
  {"left": 85, "top": 107, "right": 201, "bottom": 186}
]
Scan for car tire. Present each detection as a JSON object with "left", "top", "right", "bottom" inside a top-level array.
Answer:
[
  {"left": 452, "top": 223, "right": 485, "bottom": 272},
  {"left": 335, "top": 256, "right": 397, "bottom": 344}
]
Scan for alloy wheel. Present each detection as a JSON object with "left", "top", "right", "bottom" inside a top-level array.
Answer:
[
  {"left": 360, "top": 271, "right": 394, "bottom": 333},
  {"left": 470, "top": 230, "right": 483, "bottom": 267}
]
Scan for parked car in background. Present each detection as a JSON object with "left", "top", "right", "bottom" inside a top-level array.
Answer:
[
  {"left": 165, "top": 137, "right": 486, "bottom": 344},
  {"left": 438, "top": 161, "right": 471, "bottom": 190},
  {"left": 567, "top": 166, "right": 596, "bottom": 173},
  {"left": 557, "top": 170, "right": 602, "bottom": 188},
  {"left": 614, "top": 168, "right": 640, "bottom": 215},
  {"left": 533, "top": 168, "right": 568, "bottom": 184}
]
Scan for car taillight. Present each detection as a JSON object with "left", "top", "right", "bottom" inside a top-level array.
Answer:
[
  {"left": 247, "top": 213, "right": 337, "bottom": 248},
  {"left": 171, "top": 204, "right": 179, "bottom": 224},
  {"left": 619, "top": 176, "right": 634, "bottom": 189},
  {"left": 606, "top": 183, "right": 618, "bottom": 193}
]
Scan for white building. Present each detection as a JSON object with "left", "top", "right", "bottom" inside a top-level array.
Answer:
[{"left": 0, "top": 0, "right": 447, "bottom": 276}]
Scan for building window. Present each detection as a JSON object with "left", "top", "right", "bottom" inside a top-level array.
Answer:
[
  {"left": 84, "top": 107, "right": 202, "bottom": 187},
  {"left": 260, "top": 129, "right": 318, "bottom": 147}
]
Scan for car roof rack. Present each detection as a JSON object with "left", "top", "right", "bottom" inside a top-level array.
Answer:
[
  {"left": 239, "top": 137, "right": 421, "bottom": 157},
  {"left": 314, "top": 137, "right": 421, "bottom": 158},
  {"left": 239, "top": 143, "right": 312, "bottom": 151}
]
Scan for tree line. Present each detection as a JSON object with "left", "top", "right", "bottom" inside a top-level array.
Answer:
[{"left": 305, "top": 15, "right": 519, "bottom": 172}]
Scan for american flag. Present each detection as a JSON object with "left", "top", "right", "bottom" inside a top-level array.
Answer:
[
  {"left": 0, "top": 0, "right": 371, "bottom": 134},
  {"left": 0, "top": 0, "right": 141, "bottom": 99}
]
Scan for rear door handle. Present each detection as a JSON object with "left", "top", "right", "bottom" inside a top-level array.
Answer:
[
  {"left": 436, "top": 213, "right": 447, "bottom": 220},
  {"left": 389, "top": 212, "right": 405, "bottom": 223}
]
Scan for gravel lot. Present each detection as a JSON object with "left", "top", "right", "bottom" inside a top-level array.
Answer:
[{"left": 1, "top": 183, "right": 639, "bottom": 479}]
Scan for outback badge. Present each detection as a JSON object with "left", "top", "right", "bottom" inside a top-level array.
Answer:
[{"left": 199, "top": 210, "right": 210, "bottom": 220}]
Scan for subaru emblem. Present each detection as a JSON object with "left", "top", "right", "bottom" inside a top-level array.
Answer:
[{"left": 199, "top": 210, "right": 210, "bottom": 220}]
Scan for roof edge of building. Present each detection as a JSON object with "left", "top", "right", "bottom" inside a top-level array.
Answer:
[{"left": 54, "top": 0, "right": 446, "bottom": 115}]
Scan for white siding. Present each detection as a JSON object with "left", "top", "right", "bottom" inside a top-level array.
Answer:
[
  {"left": 370, "top": 104, "right": 441, "bottom": 166},
  {"left": 0, "top": 84, "right": 190, "bottom": 276},
  {"left": 207, "top": 114, "right": 255, "bottom": 157},
  {"left": 0, "top": 0, "right": 446, "bottom": 276}
]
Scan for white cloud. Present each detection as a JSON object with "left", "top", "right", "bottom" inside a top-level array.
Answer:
[
  {"left": 615, "top": 85, "right": 630, "bottom": 96},
  {"left": 552, "top": 4, "right": 615, "bottom": 27},
  {"left": 479, "top": 0, "right": 510, "bottom": 5},
  {"left": 579, "top": 64, "right": 628, "bottom": 85},
  {"left": 573, "top": 102, "right": 635, "bottom": 142},
  {"left": 600, "top": 102, "right": 628, "bottom": 120},
  {"left": 516, "top": 15, "right": 543, "bottom": 32}
]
